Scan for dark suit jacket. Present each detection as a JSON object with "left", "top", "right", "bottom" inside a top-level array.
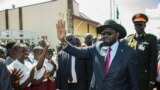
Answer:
[
  {"left": 63, "top": 41, "right": 140, "bottom": 90},
  {"left": 57, "top": 51, "right": 88, "bottom": 90},
  {"left": 0, "top": 58, "right": 12, "bottom": 90}
]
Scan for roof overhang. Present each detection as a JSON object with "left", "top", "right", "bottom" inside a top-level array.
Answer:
[{"left": 73, "top": 15, "right": 100, "bottom": 27}]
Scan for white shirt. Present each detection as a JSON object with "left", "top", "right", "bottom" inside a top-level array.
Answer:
[
  {"left": 5, "top": 56, "right": 15, "bottom": 65},
  {"left": 8, "top": 60, "right": 33, "bottom": 86},
  {"left": 108, "top": 41, "right": 119, "bottom": 67},
  {"left": 26, "top": 53, "right": 38, "bottom": 65},
  {"left": 34, "top": 66, "right": 47, "bottom": 82},
  {"left": 101, "top": 41, "right": 119, "bottom": 68},
  {"left": 69, "top": 56, "right": 77, "bottom": 83},
  {"left": 34, "top": 59, "right": 54, "bottom": 82},
  {"left": 44, "top": 59, "right": 54, "bottom": 71}
]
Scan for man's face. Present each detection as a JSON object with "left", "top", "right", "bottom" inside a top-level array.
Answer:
[
  {"left": 134, "top": 21, "right": 146, "bottom": 34},
  {"left": 66, "top": 35, "right": 75, "bottom": 45},
  {"left": 84, "top": 35, "right": 93, "bottom": 46},
  {"left": 101, "top": 28, "right": 119, "bottom": 46},
  {"left": 74, "top": 38, "right": 81, "bottom": 47}
]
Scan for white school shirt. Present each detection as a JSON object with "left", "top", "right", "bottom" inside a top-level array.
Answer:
[
  {"left": 26, "top": 55, "right": 38, "bottom": 66},
  {"left": 44, "top": 59, "right": 54, "bottom": 71},
  {"left": 8, "top": 60, "right": 33, "bottom": 86},
  {"left": 33, "top": 59, "right": 54, "bottom": 82},
  {"left": 26, "top": 53, "right": 38, "bottom": 65}
]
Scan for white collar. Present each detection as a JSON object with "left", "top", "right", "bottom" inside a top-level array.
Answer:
[{"left": 110, "top": 40, "right": 119, "bottom": 51}]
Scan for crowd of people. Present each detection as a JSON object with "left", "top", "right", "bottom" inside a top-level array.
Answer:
[{"left": 0, "top": 13, "right": 160, "bottom": 90}]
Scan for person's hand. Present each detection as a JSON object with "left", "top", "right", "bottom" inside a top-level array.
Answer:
[
  {"left": 43, "top": 70, "right": 51, "bottom": 78},
  {"left": 44, "top": 39, "right": 50, "bottom": 48},
  {"left": 29, "top": 67, "right": 35, "bottom": 79},
  {"left": 9, "top": 68, "right": 23, "bottom": 88},
  {"left": 56, "top": 20, "right": 67, "bottom": 44},
  {"left": 49, "top": 76, "right": 55, "bottom": 82},
  {"left": 10, "top": 68, "right": 23, "bottom": 79}
]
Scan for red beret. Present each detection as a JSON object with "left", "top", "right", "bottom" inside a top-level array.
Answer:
[{"left": 132, "top": 13, "right": 148, "bottom": 23}]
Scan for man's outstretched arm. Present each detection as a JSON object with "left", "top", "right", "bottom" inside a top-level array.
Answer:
[{"left": 56, "top": 19, "right": 91, "bottom": 59}]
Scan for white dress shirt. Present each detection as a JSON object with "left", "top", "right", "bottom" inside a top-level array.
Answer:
[
  {"left": 70, "top": 56, "right": 77, "bottom": 83},
  {"left": 101, "top": 41, "right": 119, "bottom": 68},
  {"left": 107, "top": 41, "right": 119, "bottom": 67}
]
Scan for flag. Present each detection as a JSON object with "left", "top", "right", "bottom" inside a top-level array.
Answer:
[{"left": 116, "top": 6, "right": 119, "bottom": 19}]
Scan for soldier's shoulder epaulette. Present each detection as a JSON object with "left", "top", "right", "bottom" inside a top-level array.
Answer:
[
  {"left": 127, "top": 34, "right": 134, "bottom": 37},
  {"left": 128, "top": 34, "right": 134, "bottom": 36},
  {"left": 126, "top": 34, "right": 134, "bottom": 41}
]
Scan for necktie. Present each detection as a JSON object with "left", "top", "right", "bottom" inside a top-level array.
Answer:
[
  {"left": 68, "top": 55, "right": 73, "bottom": 82},
  {"left": 105, "top": 48, "right": 112, "bottom": 74}
]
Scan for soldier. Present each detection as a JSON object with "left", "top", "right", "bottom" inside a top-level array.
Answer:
[{"left": 126, "top": 13, "right": 157, "bottom": 90}]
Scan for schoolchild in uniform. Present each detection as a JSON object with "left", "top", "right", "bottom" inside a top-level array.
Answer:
[
  {"left": 45, "top": 48, "right": 57, "bottom": 90},
  {"left": 8, "top": 39, "right": 49, "bottom": 90},
  {"left": 32, "top": 48, "right": 57, "bottom": 90}
]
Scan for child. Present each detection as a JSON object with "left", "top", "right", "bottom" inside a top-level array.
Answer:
[
  {"left": 8, "top": 39, "right": 49, "bottom": 90},
  {"left": 32, "top": 48, "right": 57, "bottom": 90}
]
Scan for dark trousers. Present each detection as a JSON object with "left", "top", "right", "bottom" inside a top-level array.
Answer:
[
  {"left": 155, "top": 81, "right": 160, "bottom": 90},
  {"left": 68, "top": 83, "right": 78, "bottom": 90}
]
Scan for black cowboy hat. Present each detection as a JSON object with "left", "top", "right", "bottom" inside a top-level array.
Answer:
[{"left": 96, "top": 19, "right": 127, "bottom": 39}]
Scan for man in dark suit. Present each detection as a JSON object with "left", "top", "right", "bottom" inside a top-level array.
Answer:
[
  {"left": 126, "top": 13, "right": 157, "bottom": 90},
  {"left": 56, "top": 19, "right": 140, "bottom": 90},
  {"left": 84, "top": 33, "right": 94, "bottom": 89},
  {"left": 0, "top": 58, "right": 12, "bottom": 90},
  {"left": 57, "top": 34, "right": 88, "bottom": 90}
]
